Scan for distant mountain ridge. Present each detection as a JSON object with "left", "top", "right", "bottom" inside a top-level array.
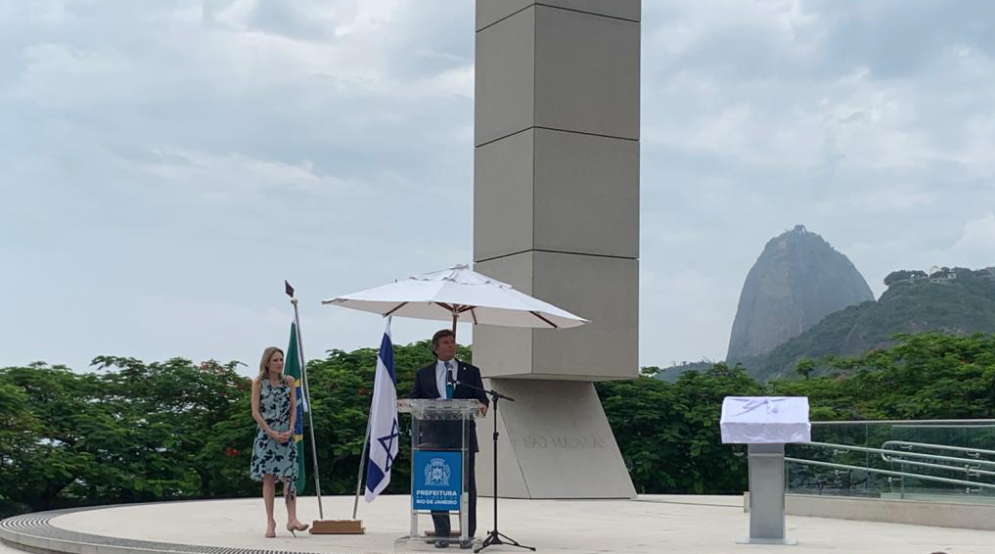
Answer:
[
  {"left": 727, "top": 225, "right": 875, "bottom": 362},
  {"left": 650, "top": 361, "right": 713, "bottom": 383},
  {"left": 742, "top": 266, "right": 995, "bottom": 381}
]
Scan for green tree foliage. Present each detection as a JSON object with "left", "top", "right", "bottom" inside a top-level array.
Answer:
[
  {"left": 794, "top": 359, "right": 815, "bottom": 380},
  {"left": 1, "top": 333, "right": 992, "bottom": 516},
  {"left": 0, "top": 380, "right": 40, "bottom": 516},
  {"left": 0, "top": 339, "right": 465, "bottom": 515},
  {"left": 0, "top": 358, "right": 250, "bottom": 515},
  {"left": 597, "top": 364, "right": 762, "bottom": 494},
  {"left": 883, "top": 269, "right": 927, "bottom": 286},
  {"left": 772, "top": 333, "right": 995, "bottom": 420}
]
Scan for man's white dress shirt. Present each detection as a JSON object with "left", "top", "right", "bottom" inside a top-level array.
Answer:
[{"left": 434, "top": 359, "right": 456, "bottom": 400}]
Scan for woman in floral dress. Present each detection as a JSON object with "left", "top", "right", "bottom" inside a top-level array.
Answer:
[{"left": 250, "top": 346, "right": 309, "bottom": 538}]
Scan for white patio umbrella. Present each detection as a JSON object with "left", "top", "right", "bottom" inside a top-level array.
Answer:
[
  {"left": 322, "top": 264, "right": 589, "bottom": 334},
  {"left": 327, "top": 264, "right": 588, "bottom": 535}
]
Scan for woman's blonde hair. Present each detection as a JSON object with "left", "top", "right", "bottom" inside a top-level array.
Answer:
[{"left": 258, "top": 347, "right": 284, "bottom": 380}]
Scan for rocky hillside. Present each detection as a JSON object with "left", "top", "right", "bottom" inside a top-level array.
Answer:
[
  {"left": 727, "top": 225, "right": 875, "bottom": 362},
  {"left": 744, "top": 267, "right": 995, "bottom": 381}
]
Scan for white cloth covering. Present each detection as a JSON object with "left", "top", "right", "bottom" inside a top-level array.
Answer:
[{"left": 720, "top": 396, "right": 811, "bottom": 444}]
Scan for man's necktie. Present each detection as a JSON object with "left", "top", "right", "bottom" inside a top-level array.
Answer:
[{"left": 444, "top": 361, "right": 454, "bottom": 399}]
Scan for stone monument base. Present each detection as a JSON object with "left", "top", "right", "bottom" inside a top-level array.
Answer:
[{"left": 476, "top": 379, "right": 636, "bottom": 499}]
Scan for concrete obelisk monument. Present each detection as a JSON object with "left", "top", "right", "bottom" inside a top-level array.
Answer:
[{"left": 473, "top": 0, "right": 640, "bottom": 498}]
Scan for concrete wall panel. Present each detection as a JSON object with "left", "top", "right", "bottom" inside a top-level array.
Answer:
[
  {"left": 475, "top": 252, "right": 638, "bottom": 381},
  {"left": 474, "top": 130, "right": 536, "bottom": 261},
  {"left": 540, "top": 0, "right": 640, "bottom": 22},
  {"left": 533, "top": 128, "right": 639, "bottom": 257},
  {"left": 476, "top": 0, "right": 534, "bottom": 30},
  {"left": 475, "top": 8, "right": 536, "bottom": 146},
  {"left": 534, "top": 6, "right": 640, "bottom": 140}
]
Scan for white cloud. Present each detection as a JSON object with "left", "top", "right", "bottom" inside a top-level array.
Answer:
[
  {"left": 8, "top": 43, "right": 132, "bottom": 108},
  {"left": 951, "top": 212, "right": 995, "bottom": 266},
  {"left": 122, "top": 148, "right": 353, "bottom": 200},
  {"left": 2, "top": 0, "right": 995, "bottom": 371}
]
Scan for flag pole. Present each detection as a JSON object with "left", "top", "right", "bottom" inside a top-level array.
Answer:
[
  {"left": 351, "top": 313, "right": 388, "bottom": 518},
  {"left": 289, "top": 295, "right": 325, "bottom": 519},
  {"left": 351, "top": 410, "right": 373, "bottom": 519},
  {"left": 289, "top": 281, "right": 365, "bottom": 535}
]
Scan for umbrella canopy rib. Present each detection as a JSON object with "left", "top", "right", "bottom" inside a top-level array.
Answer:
[
  {"left": 435, "top": 302, "right": 455, "bottom": 314},
  {"left": 531, "top": 311, "right": 558, "bottom": 329}
]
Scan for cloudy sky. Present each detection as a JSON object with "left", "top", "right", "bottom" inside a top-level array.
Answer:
[{"left": 2, "top": 0, "right": 993, "bottom": 376}]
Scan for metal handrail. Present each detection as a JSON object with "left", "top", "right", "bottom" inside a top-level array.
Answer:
[
  {"left": 887, "top": 457, "right": 995, "bottom": 479},
  {"left": 893, "top": 424, "right": 995, "bottom": 429},
  {"left": 881, "top": 441, "right": 995, "bottom": 458},
  {"left": 811, "top": 419, "right": 995, "bottom": 425},
  {"left": 878, "top": 441, "right": 995, "bottom": 480},
  {"left": 804, "top": 441, "right": 995, "bottom": 469},
  {"left": 790, "top": 422, "right": 995, "bottom": 496},
  {"left": 785, "top": 458, "right": 995, "bottom": 491}
]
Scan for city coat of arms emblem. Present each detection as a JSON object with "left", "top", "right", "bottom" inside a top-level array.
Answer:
[{"left": 424, "top": 457, "right": 451, "bottom": 486}]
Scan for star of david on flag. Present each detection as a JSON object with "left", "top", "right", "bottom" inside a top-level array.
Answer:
[{"left": 364, "top": 319, "right": 398, "bottom": 502}]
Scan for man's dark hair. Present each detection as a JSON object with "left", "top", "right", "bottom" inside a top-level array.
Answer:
[{"left": 431, "top": 329, "right": 455, "bottom": 350}]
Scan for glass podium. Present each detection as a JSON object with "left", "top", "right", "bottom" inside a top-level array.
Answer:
[{"left": 396, "top": 398, "right": 484, "bottom": 550}]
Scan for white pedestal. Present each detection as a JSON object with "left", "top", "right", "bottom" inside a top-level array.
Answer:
[{"left": 721, "top": 396, "right": 810, "bottom": 546}]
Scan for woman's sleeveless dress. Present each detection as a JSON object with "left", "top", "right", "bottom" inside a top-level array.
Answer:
[{"left": 249, "top": 379, "right": 298, "bottom": 486}]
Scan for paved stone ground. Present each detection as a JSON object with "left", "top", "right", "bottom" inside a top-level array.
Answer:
[
  {"left": 9, "top": 495, "right": 995, "bottom": 554},
  {"left": 0, "top": 543, "right": 25, "bottom": 554}
]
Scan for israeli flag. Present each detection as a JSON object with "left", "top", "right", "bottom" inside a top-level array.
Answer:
[{"left": 365, "top": 319, "right": 399, "bottom": 502}]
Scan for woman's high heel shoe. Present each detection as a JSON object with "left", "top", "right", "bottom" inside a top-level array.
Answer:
[
  {"left": 265, "top": 522, "right": 276, "bottom": 538},
  {"left": 286, "top": 522, "right": 309, "bottom": 536}
]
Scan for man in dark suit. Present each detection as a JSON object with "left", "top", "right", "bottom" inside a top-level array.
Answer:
[{"left": 410, "top": 329, "right": 489, "bottom": 548}]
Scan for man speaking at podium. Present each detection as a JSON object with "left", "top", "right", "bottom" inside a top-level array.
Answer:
[{"left": 410, "top": 329, "right": 489, "bottom": 547}]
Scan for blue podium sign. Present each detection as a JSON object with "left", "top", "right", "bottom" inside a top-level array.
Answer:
[{"left": 412, "top": 450, "right": 463, "bottom": 511}]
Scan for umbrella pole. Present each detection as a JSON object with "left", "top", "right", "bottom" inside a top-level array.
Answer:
[{"left": 451, "top": 311, "right": 458, "bottom": 339}]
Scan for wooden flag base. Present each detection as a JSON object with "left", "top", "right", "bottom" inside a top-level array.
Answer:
[{"left": 310, "top": 520, "right": 365, "bottom": 534}]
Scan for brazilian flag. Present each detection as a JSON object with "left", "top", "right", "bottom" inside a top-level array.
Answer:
[{"left": 285, "top": 321, "right": 308, "bottom": 494}]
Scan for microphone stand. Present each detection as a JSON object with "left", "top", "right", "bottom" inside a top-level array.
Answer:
[{"left": 448, "top": 374, "right": 535, "bottom": 553}]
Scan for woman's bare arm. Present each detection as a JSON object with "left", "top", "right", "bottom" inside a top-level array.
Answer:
[{"left": 286, "top": 375, "right": 298, "bottom": 436}]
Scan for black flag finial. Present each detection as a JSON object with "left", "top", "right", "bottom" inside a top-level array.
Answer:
[{"left": 285, "top": 280, "right": 295, "bottom": 298}]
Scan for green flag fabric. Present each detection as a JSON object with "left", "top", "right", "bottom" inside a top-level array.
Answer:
[{"left": 285, "top": 321, "right": 307, "bottom": 494}]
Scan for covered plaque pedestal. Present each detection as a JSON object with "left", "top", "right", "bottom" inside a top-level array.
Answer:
[{"left": 721, "top": 397, "right": 811, "bottom": 546}]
